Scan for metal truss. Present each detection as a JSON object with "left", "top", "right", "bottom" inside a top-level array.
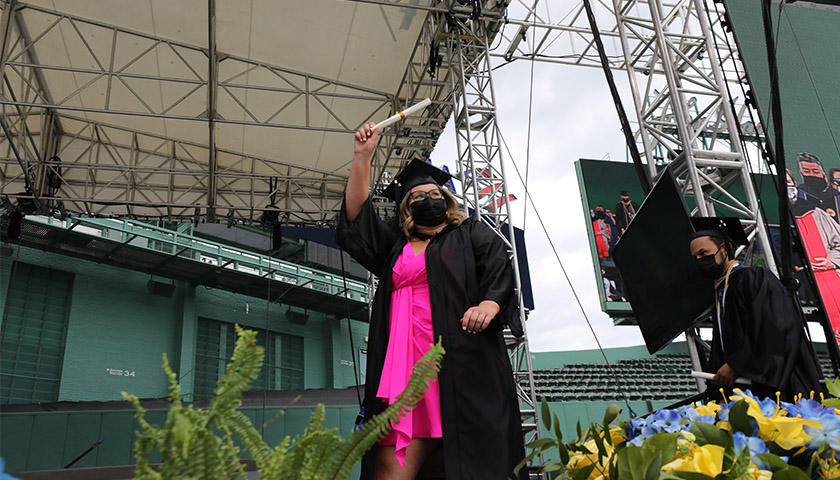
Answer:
[
  {"left": 370, "top": 9, "right": 456, "bottom": 195},
  {"left": 487, "top": 0, "right": 775, "bottom": 270},
  {"left": 443, "top": 8, "right": 544, "bottom": 478},
  {"left": 607, "top": 0, "right": 776, "bottom": 272},
  {"left": 0, "top": 0, "right": 448, "bottom": 223},
  {"left": 0, "top": 111, "right": 352, "bottom": 223}
]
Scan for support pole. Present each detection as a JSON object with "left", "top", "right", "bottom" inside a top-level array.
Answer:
[{"left": 206, "top": 0, "right": 218, "bottom": 222}]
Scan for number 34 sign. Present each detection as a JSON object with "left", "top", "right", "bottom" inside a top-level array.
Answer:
[{"left": 106, "top": 368, "right": 136, "bottom": 377}]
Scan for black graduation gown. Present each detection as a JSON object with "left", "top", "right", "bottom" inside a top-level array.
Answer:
[
  {"left": 335, "top": 197, "right": 527, "bottom": 480},
  {"left": 708, "top": 266, "right": 823, "bottom": 400}
]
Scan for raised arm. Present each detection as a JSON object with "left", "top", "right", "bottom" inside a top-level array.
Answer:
[{"left": 345, "top": 123, "right": 379, "bottom": 223}]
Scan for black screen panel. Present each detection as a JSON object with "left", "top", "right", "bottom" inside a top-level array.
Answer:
[{"left": 612, "top": 167, "right": 714, "bottom": 354}]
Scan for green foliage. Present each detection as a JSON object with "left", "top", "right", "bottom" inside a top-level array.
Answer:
[
  {"left": 517, "top": 398, "right": 840, "bottom": 480},
  {"left": 123, "top": 325, "right": 445, "bottom": 479},
  {"left": 825, "top": 377, "right": 840, "bottom": 398},
  {"left": 726, "top": 400, "right": 757, "bottom": 437},
  {"left": 513, "top": 398, "right": 623, "bottom": 480}
]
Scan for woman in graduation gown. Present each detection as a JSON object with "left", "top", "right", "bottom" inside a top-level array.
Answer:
[{"left": 336, "top": 122, "right": 527, "bottom": 480}]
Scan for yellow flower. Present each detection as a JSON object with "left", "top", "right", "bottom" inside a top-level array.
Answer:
[
  {"left": 568, "top": 439, "right": 614, "bottom": 480},
  {"left": 820, "top": 458, "right": 840, "bottom": 479},
  {"left": 664, "top": 444, "right": 725, "bottom": 477},
  {"left": 747, "top": 464, "right": 773, "bottom": 480},
  {"left": 730, "top": 389, "right": 778, "bottom": 436},
  {"left": 764, "top": 416, "right": 821, "bottom": 450},
  {"left": 694, "top": 402, "right": 722, "bottom": 418},
  {"left": 609, "top": 427, "right": 624, "bottom": 445}
]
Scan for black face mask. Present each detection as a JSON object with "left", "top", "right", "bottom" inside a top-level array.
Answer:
[
  {"left": 803, "top": 175, "right": 828, "bottom": 192},
  {"left": 410, "top": 197, "right": 448, "bottom": 227},
  {"left": 595, "top": 211, "right": 606, "bottom": 220},
  {"left": 696, "top": 247, "right": 725, "bottom": 279}
]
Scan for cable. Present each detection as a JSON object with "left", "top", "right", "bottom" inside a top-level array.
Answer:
[
  {"left": 581, "top": 0, "right": 651, "bottom": 195},
  {"left": 508, "top": 0, "right": 637, "bottom": 417},
  {"left": 709, "top": 0, "right": 837, "bottom": 377},
  {"left": 496, "top": 127, "right": 637, "bottom": 417},
  {"left": 521, "top": 0, "right": 537, "bottom": 229},
  {"left": 262, "top": 269, "right": 270, "bottom": 435},
  {"left": 760, "top": 0, "right": 792, "bottom": 280},
  {"left": 340, "top": 251, "right": 363, "bottom": 408}
]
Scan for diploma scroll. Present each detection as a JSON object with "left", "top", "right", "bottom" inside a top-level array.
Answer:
[
  {"left": 690, "top": 370, "right": 752, "bottom": 386},
  {"left": 372, "top": 98, "right": 432, "bottom": 131}
]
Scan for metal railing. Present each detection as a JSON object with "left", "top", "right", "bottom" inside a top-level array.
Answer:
[{"left": 27, "top": 215, "right": 369, "bottom": 304}]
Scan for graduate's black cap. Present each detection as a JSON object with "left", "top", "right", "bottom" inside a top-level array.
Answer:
[
  {"left": 381, "top": 159, "right": 452, "bottom": 204},
  {"left": 689, "top": 217, "right": 749, "bottom": 248}
]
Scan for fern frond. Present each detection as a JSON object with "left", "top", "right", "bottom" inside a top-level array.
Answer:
[
  {"left": 304, "top": 404, "right": 327, "bottom": 437},
  {"left": 183, "top": 430, "right": 223, "bottom": 480},
  {"left": 225, "top": 410, "right": 272, "bottom": 468},
  {"left": 280, "top": 429, "right": 343, "bottom": 480},
  {"left": 161, "top": 353, "right": 182, "bottom": 407},
  {"left": 324, "top": 341, "right": 445, "bottom": 480},
  {"left": 210, "top": 325, "right": 263, "bottom": 419}
]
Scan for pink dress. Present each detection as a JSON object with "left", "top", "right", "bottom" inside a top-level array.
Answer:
[{"left": 376, "top": 242, "right": 443, "bottom": 467}]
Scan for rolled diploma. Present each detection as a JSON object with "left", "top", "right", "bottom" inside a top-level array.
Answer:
[
  {"left": 372, "top": 98, "right": 432, "bottom": 131},
  {"left": 691, "top": 370, "right": 752, "bottom": 386}
]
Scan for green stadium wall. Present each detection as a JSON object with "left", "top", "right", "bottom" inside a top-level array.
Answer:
[
  {"left": 0, "top": 405, "right": 361, "bottom": 478},
  {"left": 0, "top": 244, "right": 368, "bottom": 404},
  {"left": 0, "top": 241, "right": 369, "bottom": 474}
]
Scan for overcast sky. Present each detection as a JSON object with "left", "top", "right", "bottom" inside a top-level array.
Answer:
[{"left": 429, "top": 59, "right": 647, "bottom": 352}]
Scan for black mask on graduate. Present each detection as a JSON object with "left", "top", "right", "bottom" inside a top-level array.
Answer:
[
  {"left": 410, "top": 197, "right": 448, "bottom": 226},
  {"left": 803, "top": 175, "right": 828, "bottom": 192},
  {"left": 595, "top": 211, "right": 606, "bottom": 220},
  {"left": 696, "top": 246, "right": 725, "bottom": 279}
]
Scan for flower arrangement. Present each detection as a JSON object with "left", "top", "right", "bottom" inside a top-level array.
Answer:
[{"left": 517, "top": 378, "right": 840, "bottom": 480}]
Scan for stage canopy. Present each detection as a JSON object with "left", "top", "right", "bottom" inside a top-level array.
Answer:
[{"left": 0, "top": 0, "right": 454, "bottom": 223}]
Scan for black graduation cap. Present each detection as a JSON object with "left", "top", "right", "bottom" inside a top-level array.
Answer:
[
  {"left": 381, "top": 159, "right": 452, "bottom": 204},
  {"left": 689, "top": 217, "right": 749, "bottom": 254}
]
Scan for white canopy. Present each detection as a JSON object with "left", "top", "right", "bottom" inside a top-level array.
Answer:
[{"left": 0, "top": 0, "right": 450, "bottom": 223}]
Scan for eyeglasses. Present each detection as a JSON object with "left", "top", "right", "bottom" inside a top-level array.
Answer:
[{"left": 409, "top": 189, "right": 444, "bottom": 202}]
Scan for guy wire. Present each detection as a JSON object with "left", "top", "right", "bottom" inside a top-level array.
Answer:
[
  {"left": 497, "top": 127, "right": 636, "bottom": 417},
  {"left": 340, "top": 251, "right": 364, "bottom": 408}
]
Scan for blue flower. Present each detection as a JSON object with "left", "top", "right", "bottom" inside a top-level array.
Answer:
[
  {"left": 1, "top": 458, "right": 22, "bottom": 480},
  {"left": 732, "top": 432, "right": 771, "bottom": 470},
  {"left": 803, "top": 412, "right": 840, "bottom": 451},
  {"left": 757, "top": 398, "right": 777, "bottom": 418},
  {"left": 685, "top": 408, "right": 715, "bottom": 424},
  {"left": 629, "top": 434, "right": 646, "bottom": 447},
  {"left": 651, "top": 409, "right": 685, "bottom": 433},
  {"left": 781, "top": 398, "right": 832, "bottom": 419},
  {"left": 717, "top": 402, "right": 732, "bottom": 422},
  {"left": 627, "top": 416, "right": 649, "bottom": 447},
  {"left": 732, "top": 432, "right": 768, "bottom": 455},
  {"left": 628, "top": 416, "right": 646, "bottom": 436}
]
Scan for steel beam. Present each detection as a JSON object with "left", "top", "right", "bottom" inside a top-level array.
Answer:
[{"left": 207, "top": 0, "right": 217, "bottom": 222}]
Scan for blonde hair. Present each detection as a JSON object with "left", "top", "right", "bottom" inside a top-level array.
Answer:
[{"left": 400, "top": 187, "right": 467, "bottom": 237}]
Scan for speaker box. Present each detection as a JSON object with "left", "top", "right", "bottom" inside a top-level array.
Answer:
[
  {"left": 147, "top": 279, "right": 176, "bottom": 297},
  {"left": 285, "top": 309, "right": 309, "bottom": 325}
]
